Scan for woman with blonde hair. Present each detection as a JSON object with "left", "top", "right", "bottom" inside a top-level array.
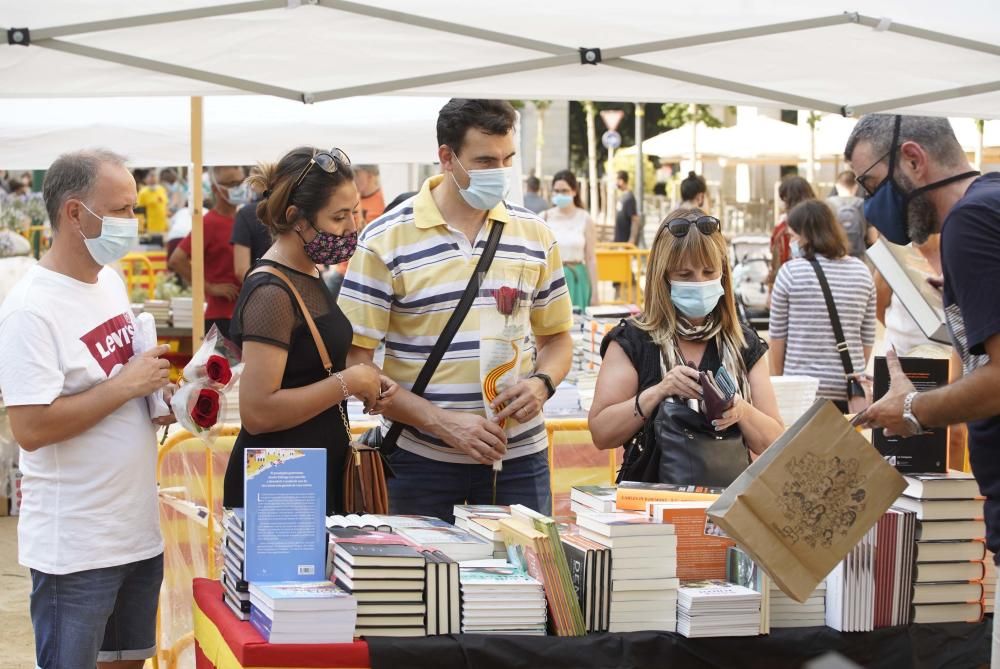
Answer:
[{"left": 589, "top": 208, "right": 784, "bottom": 485}]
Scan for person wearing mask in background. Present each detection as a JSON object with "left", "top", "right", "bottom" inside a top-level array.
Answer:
[
  {"left": 827, "top": 169, "right": 877, "bottom": 260},
  {"left": 680, "top": 171, "right": 708, "bottom": 209},
  {"left": 614, "top": 170, "right": 640, "bottom": 245},
  {"left": 353, "top": 164, "right": 385, "bottom": 227},
  {"left": 522, "top": 175, "right": 548, "bottom": 214},
  {"left": 159, "top": 168, "right": 186, "bottom": 217},
  {"left": 589, "top": 208, "right": 783, "bottom": 479},
  {"left": 769, "top": 200, "right": 876, "bottom": 411},
  {"left": 846, "top": 120, "right": 1000, "bottom": 656},
  {"left": 0, "top": 149, "right": 174, "bottom": 669},
  {"left": 168, "top": 166, "right": 246, "bottom": 339},
  {"left": 232, "top": 166, "right": 272, "bottom": 280},
  {"left": 137, "top": 168, "right": 169, "bottom": 242},
  {"left": 222, "top": 146, "right": 396, "bottom": 515},
  {"left": 767, "top": 175, "right": 816, "bottom": 290},
  {"left": 542, "top": 169, "right": 598, "bottom": 311},
  {"left": 339, "top": 98, "right": 575, "bottom": 523}
]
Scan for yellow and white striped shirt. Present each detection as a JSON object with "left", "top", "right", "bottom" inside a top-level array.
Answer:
[{"left": 338, "top": 175, "right": 574, "bottom": 464}]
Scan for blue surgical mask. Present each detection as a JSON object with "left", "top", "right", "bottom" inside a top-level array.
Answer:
[
  {"left": 862, "top": 115, "right": 979, "bottom": 246},
  {"left": 552, "top": 194, "right": 573, "bottom": 209},
  {"left": 670, "top": 279, "right": 725, "bottom": 318},
  {"left": 450, "top": 156, "right": 511, "bottom": 211},
  {"left": 789, "top": 239, "right": 804, "bottom": 258},
  {"left": 79, "top": 203, "right": 139, "bottom": 265},
  {"left": 224, "top": 184, "right": 249, "bottom": 206}
]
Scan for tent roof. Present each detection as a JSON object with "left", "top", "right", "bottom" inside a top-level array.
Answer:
[
  {"left": 2, "top": 1, "right": 999, "bottom": 118},
  {"left": 0, "top": 95, "right": 446, "bottom": 168}
]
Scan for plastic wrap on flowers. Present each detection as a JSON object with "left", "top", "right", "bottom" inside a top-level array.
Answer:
[
  {"left": 170, "top": 381, "right": 226, "bottom": 444},
  {"left": 182, "top": 324, "right": 243, "bottom": 392}
]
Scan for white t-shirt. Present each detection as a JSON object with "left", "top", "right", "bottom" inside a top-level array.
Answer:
[
  {"left": 0, "top": 265, "right": 162, "bottom": 574},
  {"left": 543, "top": 207, "right": 588, "bottom": 264}
]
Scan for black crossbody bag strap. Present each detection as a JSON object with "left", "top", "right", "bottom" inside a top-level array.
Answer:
[
  {"left": 808, "top": 257, "right": 855, "bottom": 376},
  {"left": 380, "top": 220, "right": 505, "bottom": 453}
]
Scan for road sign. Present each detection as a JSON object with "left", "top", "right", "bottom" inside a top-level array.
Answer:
[
  {"left": 599, "top": 109, "right": 625, "bottom": 131},
  {"left": 602, "top": 130, "right": 622, "bottom": 150}
]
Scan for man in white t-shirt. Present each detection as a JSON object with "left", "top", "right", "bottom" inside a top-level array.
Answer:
[{"left": 0, "top": 150, "right": 174, "bottom": 669}]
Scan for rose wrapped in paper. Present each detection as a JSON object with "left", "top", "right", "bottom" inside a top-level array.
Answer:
[
  {"left": 170, "top": 381, "right": 227, "bottom": 440},
  {"left": 205, "top": 354, "right": 232, "bottom": 386},
  {"left": 182, "top": 324, "right": 243, "bottom": 391},
  {"left": 191, "top": 388, "right": 221, "bottom": 428},
  {"left": 494, "top": 286, "right": 519, "bottom": 317}
]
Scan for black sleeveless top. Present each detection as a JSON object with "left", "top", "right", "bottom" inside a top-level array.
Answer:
[{"left": 222, "top": 259, "right": 353, "bottom": 515}]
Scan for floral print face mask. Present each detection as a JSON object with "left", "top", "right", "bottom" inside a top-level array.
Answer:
[{"left": 298, "top": 225, "right": 358, "bottom": 265}]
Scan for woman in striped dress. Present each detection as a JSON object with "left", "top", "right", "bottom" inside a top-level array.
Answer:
[{"left": 769, "top": 200, "right": 877, "bottom": 411}]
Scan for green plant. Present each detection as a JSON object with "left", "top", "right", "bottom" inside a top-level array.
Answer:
[
  {"left": 659, "top": 103, "right": 724, "bottom": 130},
  {"left": 0, "top": 193, "right": 48, "bottom": 234},
  {"left": 605, "top": 153, "right": 657, "bottom": 195}
]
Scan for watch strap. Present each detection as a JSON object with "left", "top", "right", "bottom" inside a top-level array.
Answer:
[{"left": 531, "top": 372, "right": 556, "bottom": 399}]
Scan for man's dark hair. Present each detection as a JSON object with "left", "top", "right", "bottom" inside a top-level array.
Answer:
[
  {"left": 437, "top": 99, "right": 517, "bottom": 153},
  {"left": 526, "top": 176, "right": 541, "bottom": 192},
  {"left": 844, "top": 114, "right": 967, "bottom": 169},
  {"left": 680, "top": 171, "right": 707, "bottom": 201},
  {"left": 617, "top": 170, "right": 629, "bottom": 184}
]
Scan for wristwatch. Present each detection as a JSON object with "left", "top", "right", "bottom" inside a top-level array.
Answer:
[
  {"left": 902, "top": 391, "right": 927, "bottom": 436},
  {"left": 530, "top": 372, "right": 557, "bottom": 399}
]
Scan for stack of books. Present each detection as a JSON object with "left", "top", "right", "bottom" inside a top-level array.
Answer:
[
  {"left": 331, "top": 536, "right": 427, "bottom": 637},
  {"left": 459, "top": 565, "right": 547, "bottom": 636},
  {"left": 420, "top": 549, "right": 460, "bottom": 635},
  {"left": 394, "top": 521, "right": 494, "bottom": 562},
  {"left": 545, "top": 380, "right": 583, "bottom": 416},
  {"left": 327, "top": 514, "right": 394, "bottom": 532},
  {"left": 248, "top": 581, "right": 357, "bottom": 644},
  {"left": 726, "top": 545, "right": 829, "bottom": 631},
  {"left": 170, "top": 296, "right": 193, "bottom": 329},
  {"left": 576, "top": 510, "right": 678, "bottom": 633},
  {"left": 499, "top": 507, "right": 586, "bottom": 636},
  {"left": 221, "top": 509, "right": 249, "bottom": 621},
  {"left": 142, "top": 299, "right": 170, "bottom": 328},
  {"left": 614, "top": 481, "right": 723, "bottom": 513},
  {"left": 725, "top": 546, "right": 769, "bottom": 633},
  {"left": 561, "top": 527, "right": 611, "bottom": 632},
  {"left": 985, "top": 551, "right": 996, "bottom": 615},
  {"left": 898, "top": 472, "right": 987, "bottom": 624},
  {"left": 676, "top": 580, "right": 761, "bottom": 638},
  {"left": 580, "top": 306, "right": 635, "bottom": 372},
  {"left": 647, "top": 500, "right": 733, "bottom": 581},
  {"left": 453, "top": 505, "right": 512, "bottom": 559},
  {"left": 570, "top": 485, "right": 617, "bottom": 516}
]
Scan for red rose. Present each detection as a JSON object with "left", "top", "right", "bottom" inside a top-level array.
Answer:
[
  {"left": 206, "top": 354, "right": 232, "bottom": 385},
  {"left": 191, "top": 388, "right": 220, "bottom": 429},
  {"left": 494, "top": 286, "right": 518, "bottom": 316}
]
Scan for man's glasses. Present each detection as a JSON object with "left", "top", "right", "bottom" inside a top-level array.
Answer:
[
  {"left": 291, "top": 148, "right": 351, "bottom": 196},
  {"left": 664, "top": 215, "right": 721, "bottom": 238},
  {"left": 855, "top": 148, "right": 893, "bottom": 198}
]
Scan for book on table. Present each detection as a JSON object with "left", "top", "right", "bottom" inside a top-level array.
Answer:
[
  {"left": 452, "top": 505, "right": 511, "bottom": 523},
  {"left": 614, "top": 481, "right": 723, "bottom": 512},
  {"left": 894, "top": 496, "right": 985, "bottom": 521},
  {"left": 570, "top": 485, "right": 618, "bottom": 514},
  {"left": 726, "top": 546, "right": 770, "bottom": 634},
  {"left": 676, "top": 580, "right": 761, "bottom": 638},
  {"left": 903, "top": 471, "right": 981, "bottom": 500},
  {"left": 574, "top": 510, "right": 677, "bottom": 537},
  {"left": 560, "top": 531, "right": 610, "bottom": 633},
  {"left": 914, "top": 519, "right": 986, "bottom": 541},
  {"left": 872, "top": 357, "right": 950, "bottom": 473},
  {"left": 326, "top": 514, "right": 393, "bottom": 533},
  {"left": 647, "top": 501, "right": 734, "bottom": 581},
  {"left": 395, "top": 525, "right": 493, "bottom": 562},
  {"left": 911, "top": 602, "right": 984, "bottom": 624},
  {"left": 421, "top": 549, "right": 460, "bottom": 636},
  {"left": 459, "top": 564, "right": 547, "bottom": 636},
  {"left": 248, "top": 580, "right": 357, "bottom": 644}
]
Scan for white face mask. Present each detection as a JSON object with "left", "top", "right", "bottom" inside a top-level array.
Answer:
[
  {"left": 79, "top": 202, "right": 139, "bottom": 266},
  {"left": 450, "top": 156, "right": 511, "bottom": 211}
]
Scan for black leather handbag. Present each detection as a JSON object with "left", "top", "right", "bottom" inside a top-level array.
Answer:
[{"left": 618, "top": 398, "right": 748, "bottom": 487}]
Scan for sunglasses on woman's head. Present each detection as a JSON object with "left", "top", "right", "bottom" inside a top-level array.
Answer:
[
  {"left": 665, "top": 215, "right": 721, "bottom": 238},
  {"left": 290, "top": 148, "right": 352, "bottom": 195}
]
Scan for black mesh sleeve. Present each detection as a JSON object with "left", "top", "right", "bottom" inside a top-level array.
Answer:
[{"left": 239, "top": 282, "right": 297, "bottom": 349}]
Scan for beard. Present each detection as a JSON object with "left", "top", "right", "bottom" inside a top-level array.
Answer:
[{"left": 898, "top": 172, "right": 940, "bottom": 244}]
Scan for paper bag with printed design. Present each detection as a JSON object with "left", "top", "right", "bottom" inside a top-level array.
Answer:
[{"left": 707, "top": 400, "right": 906, "bottom": 603}]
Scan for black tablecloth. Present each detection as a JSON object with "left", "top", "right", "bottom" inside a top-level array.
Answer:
[{"left": 367, "top": 620, "right": 989, "bottom": 669}]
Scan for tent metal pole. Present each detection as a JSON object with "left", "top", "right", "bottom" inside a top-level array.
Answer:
[
  {"left": 634, "top": 102, "right": 645, "bottom": 248},
  {"left": 29, "top": 1, "right": 285, "bottom": 40},
  {"left": 35, "top": 39, "right": 306, "bottom": 101},
  {"left": 610, "top": 60, "right": 844, "bottom": 114},
  {"left": 846, "top": 80, "right": 1000, "bottom": 116},
  {"left": 853, "top": 14, "right": 1000, "bottom": 58},
  {"left": 190, "top": 97, "right": 206, "bottom": 346}
]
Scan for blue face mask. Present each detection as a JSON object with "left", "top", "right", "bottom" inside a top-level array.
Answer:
[
  {"left": 552, "top": 193, "right": 573, "bottom": 209},
  {"left": 789, "top": 239, "right": 804, "bottom": 258},
  {"left": 224, "top": 184, "right": 250, "bottom": 206},
  {"left": 79, "top": 203, "right": 139, "bottom": 265},
  {"left": 450, "top": 156, "right": 511, "bottom": 211},
  {"left": 862, "top": 115, "right": 980, "bottom": 246},
  {"left": 670, "top": 278, "right": 725, "bottom": 319}
]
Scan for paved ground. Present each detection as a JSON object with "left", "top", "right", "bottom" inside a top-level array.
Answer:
[{"left": 0, "top": 517, "right": 35, "bottom": 669}]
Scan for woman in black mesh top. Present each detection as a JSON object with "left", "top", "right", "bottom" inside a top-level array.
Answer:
[{"left": 222, "top": 146, "right": 397, "bottom": 514}]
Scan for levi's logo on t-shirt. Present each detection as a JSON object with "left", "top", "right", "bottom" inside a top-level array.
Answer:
[{"left": 79, "top": 313, "right": 136, "bottom": 376}]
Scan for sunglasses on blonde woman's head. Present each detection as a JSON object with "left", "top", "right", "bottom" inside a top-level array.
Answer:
[
  {"left": 290, "top": 148, "right": 352, "bottom": 196},
  {"left": 664, "top": 215, "right": 721, "bottom": 238}
]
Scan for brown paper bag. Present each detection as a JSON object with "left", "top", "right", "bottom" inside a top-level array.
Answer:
[{"left": 707, "top": 400, "right": 906, "bottom": 603}]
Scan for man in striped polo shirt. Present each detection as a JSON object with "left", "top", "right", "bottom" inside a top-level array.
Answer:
[{"left": 339, "top": 99, "right": 574, "bottom": 522}]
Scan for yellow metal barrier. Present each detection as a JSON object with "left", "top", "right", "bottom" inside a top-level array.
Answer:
[
  {"left": 595, "top": 247, "right": 650, "bottom": 305},
  {"left": 121, "top": 252, "right": 158, "bottom": 300}
]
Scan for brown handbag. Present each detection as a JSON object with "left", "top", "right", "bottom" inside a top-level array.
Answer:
[{"left": 253, "top": 266, "right": 389, "bottom": 514}]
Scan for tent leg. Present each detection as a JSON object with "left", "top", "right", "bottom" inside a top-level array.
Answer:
[
  {"left": 190, "top": 97, "right": 205, "bottom": 346},
  {"left": 635, "top": 102, "right": 645, "bottom": 248}
]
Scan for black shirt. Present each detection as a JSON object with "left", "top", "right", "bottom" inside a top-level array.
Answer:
[
  {"left": 230, "top": 201, "right": 272, "bottom": 275},
  {"left": 941, "top": 172, "right": 1000, "bottom": 560},
  {"left": 222, "top": 259, "right": 353, "bottom": 515},
  {"left": 614, "top": 190, "right": 638, "bottom": 243}
]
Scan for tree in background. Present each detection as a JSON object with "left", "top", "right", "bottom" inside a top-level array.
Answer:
[
  {"left": 533, "top": 100, "right": 551, "bottom": 181},
  {"left": 568, "top": 102, "right": 664, "bottom": 177},
  {"left": 658, "top": 103, "right": 724, "bottom": 130}
]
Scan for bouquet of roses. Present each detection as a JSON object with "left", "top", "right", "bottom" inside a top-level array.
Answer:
[
  {"left": 170, "top": 382, "right": 226, "bottom": 440},
  {"left": 182, "top": 324, "right": 243, "bottom": 392},
  {"left": 170, "top": 325, "right": 242, "bottom": 441}
]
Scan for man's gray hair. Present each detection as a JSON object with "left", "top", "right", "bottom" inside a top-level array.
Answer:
[
  {"left": 43, "top": 149, "right": 127, "bottom": 229},
  {"left": 844, "top": 114, "right": 967, "bottom": 169}
]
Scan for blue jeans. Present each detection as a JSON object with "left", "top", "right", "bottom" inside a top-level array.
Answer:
[
  {"left": 387, "top": 448, "right": 552, "bottom": 524},
  {"left": 30, "top": 553, "right": 163, "bottom": 668}
]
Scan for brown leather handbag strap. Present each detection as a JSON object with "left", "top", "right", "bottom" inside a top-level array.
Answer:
[{"left": 252, "top": 265, "right": 333, "bottom": 375}]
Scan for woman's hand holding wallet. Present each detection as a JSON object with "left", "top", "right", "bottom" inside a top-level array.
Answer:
[{"left": 655, "top": 364, "right": 703, "bottom": 401}]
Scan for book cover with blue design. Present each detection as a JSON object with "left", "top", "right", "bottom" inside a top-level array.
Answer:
[{"left": 244, "top": 447, "right": 326, "bottom": 582}]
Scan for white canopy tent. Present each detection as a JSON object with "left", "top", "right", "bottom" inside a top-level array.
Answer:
[{"left": 0, "top": 96, "right": 446, "bottom": 169}]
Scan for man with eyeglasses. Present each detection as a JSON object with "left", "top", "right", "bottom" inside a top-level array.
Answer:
[{"left": 848, "top": 115, "right": 1000, "bottom": 650}]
